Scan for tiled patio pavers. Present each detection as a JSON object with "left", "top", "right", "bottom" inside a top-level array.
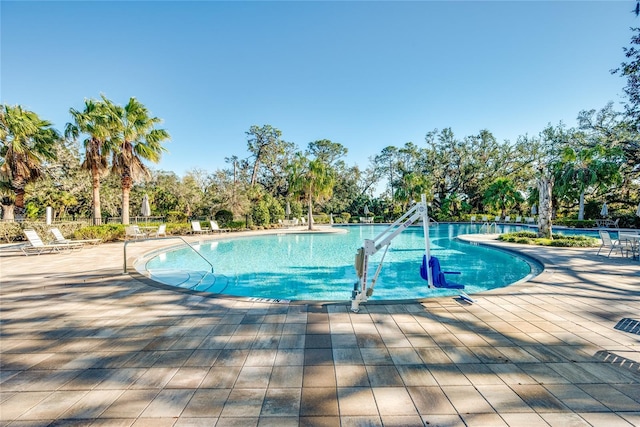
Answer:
[{"left": 1, "top": 231, "right": 638, "bottom": 426}]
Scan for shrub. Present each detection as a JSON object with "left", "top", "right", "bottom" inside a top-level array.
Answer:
[
  {"left": 227, "top": 220, "right": 246, "bottom": 230},
  {"left": 315, "top": 213, "right": 329, "bottom": 224},
  {"left": 214, "top": 209, "right": 234, "bottom": 226},
  {"left": 251, "top": 201, "right": 270, "bottom": 226},
  {"left": 76, "top": 224, "right": 122, "bottom": 242},
  {"left": 499, "top": 232, "right": 598, "bottom": 247},
  {"left": 515, "top": 237, "right": 532, "bottom": 244},
  {"left": 155, "top": 222, "right": 185, "bottom": 235},
  {"left": 268, "top": 198, "right": 284, "bottom": 223},
  {"left": 167, "top": 211, "right": 188, "bottom": 223},
  {"left": 615, "top": 213, "right": 640, "bottom": 228},
  {"left": 0, "top": 221, "right": 24, "bottom": 243},
  {"left": 502, "top": 231, "right": 537, "bottom": 239}
]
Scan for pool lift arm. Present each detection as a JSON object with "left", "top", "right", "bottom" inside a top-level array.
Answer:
[{"left": 351, "top": 194, "right": 433, "bottom": 313}]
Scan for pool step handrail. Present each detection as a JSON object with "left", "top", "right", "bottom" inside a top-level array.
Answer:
[
  {"left": 123, "top": 236, "right": 214, "bottom": 275},
  {"left": 480, "top": 221, "right": 497, "bottom": 234}
]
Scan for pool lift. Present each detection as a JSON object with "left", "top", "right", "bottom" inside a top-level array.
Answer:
[{"left": 350, "top": 194, "right": 471, "bottom": 313}]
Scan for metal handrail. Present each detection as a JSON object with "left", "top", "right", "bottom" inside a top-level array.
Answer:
[
  {"left": 123, "top": 235, "right": 214, "bottom": 274},
  {"left": 480, "top": 221, "right": 497, "bottom": 234}
]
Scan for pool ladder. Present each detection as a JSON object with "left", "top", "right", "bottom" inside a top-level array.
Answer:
[
  {"left": 480, "top": 221, "right": 498, "bottom": 234},
  {"left": 123, "top": 236, "right": 214, "bottom": 275}
]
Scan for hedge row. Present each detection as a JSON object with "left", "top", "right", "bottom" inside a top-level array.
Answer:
[{"left": 498, "top": 231, "right": 598, "bottom": 247}]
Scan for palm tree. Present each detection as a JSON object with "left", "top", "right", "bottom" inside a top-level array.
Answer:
[
  {"left": 394, "top": 172, "right": 430, "bottom": 211},
  {"left": 65, "top": 99, "right": 113, "bottom": 225},
  {"left": 288, "top": 154, "right": 334, "bottom": 230},
  {"left": 0, "top": 104, "right": 60, "bottom": 220},
  {"left": 554, "top": 145, "right": 622, "bottom": 220},
  {"left": 442, "top": 192, "right": 463, "bottom": 218},
  {"left": 482, "top": 177, "right": 524, "bottom": 218},
  {"left": 104, "top": 97, "right": 170, "bottom": 225}
]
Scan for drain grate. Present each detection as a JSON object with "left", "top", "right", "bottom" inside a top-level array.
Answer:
[{"left": 614, "top": 318, "right": 640, "bottom": 335}]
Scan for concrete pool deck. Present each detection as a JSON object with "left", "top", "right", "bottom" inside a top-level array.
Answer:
[{"left": 0, "top": 231, "right": 638, "bottom": 426}]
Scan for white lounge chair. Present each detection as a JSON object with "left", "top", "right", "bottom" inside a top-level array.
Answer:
[
  {"left": 504, "top": 215, "right": 511, "bottom": 223},
  {"left": 210, "top": 220, "right": 227, "bottom": 233},
  {"left": 125, "top": 225, "right": 147, "bottom": 240},
  {"left": 50, "top": 227, "right": 101, "bottom": 245},
  {"left": 514, "top": 216, "right": 522, "bottom": 223},
  {"left": 155, "top": 224, "right": 167, "bottom": 237},
  {"left": 22, "top": 229, "right": 84, "bottom": 256},
  {"left": 191, "top": 221, "right": 210, "bottom": 234},
  {"left": 470, "top": 215, "right": 476, "bottom": 224},
  {"left": 597, "top": 230, "right": 624, "bottom": 257}
]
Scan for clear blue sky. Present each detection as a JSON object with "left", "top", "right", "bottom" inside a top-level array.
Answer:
[{"left": 1, "top": 1, "right": 634, "bottom": 177}]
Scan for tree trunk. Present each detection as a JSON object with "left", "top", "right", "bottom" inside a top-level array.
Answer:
[
  {"left": 307, "top": 197, "right": 313, "bottom": 231},
  {"left": 250, "top": 147, "right": 262, "bottom": 187},
  {"left": 91, "top": 166, "right": 102, "bottom": 225},
  {"left": 13, "top": 177, "right": 26, "bottom": 221},
  {"left": 577, "top": 191, "right": 585, "bottom": 221},
  {"left": 1, "top": 203, "right": 15, "bottom": 221},
  {"left": 121, "top": 174, "right": 132, "bottom": 225},
  {"left": 537, "top": 169, "right": 553, "bottom": 239}
]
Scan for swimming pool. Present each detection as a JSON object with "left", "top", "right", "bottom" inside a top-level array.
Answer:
[{"left": 138, "top": 223, "right": 541, "bottom": 301}]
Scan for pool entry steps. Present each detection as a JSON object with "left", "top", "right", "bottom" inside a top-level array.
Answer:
[{"left": 351, "top": 194, "right": 467, "bottom": 313}]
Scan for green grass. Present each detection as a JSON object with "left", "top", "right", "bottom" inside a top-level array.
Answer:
[{"left": 498, "top": 231, "right": 598, "bottom": 247}]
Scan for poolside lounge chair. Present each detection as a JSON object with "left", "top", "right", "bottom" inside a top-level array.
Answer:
[
  {"left": 191, "top": 221, "right": 210, "bottom": 234},
  {"left": 470, "top": 215, "right": 476, "bottom": 224},
  {"left": 515, "top": 216, "right": 522, "bottom": 223},
  {"left": 155, "top": 224, "right": 167, "bottom": 237},
  {"left": 50, "top": 227, "right": 101, "bottom": 245},
  {"left": 420, "top": 255, "right": 464, "bottom": 289},
  {"left": 504, "top": 215, "right": 511, "bottom": 223},
  {"left": 210, "top": 220, "right": 227, "bottom": 233},
  {"left": 125, "top": 225, "right": 147, "bottom": 240},
  {"left": 597, "top": 230, "right": 624, "bottom": 257},
  {"left": 494, "top": 215, "right": 501, "bottom": 223},
  {"left": 21, "top": 229, "right": 84, "bottom": 256}
]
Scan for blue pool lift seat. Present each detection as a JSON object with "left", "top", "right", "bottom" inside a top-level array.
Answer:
[{"left": 420, "top": 255, "right": 464, "bottom": 289}]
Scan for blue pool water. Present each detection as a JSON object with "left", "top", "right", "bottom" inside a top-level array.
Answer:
[{"left": 139, "top": 223, "right": 542, "bottom": 301}]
